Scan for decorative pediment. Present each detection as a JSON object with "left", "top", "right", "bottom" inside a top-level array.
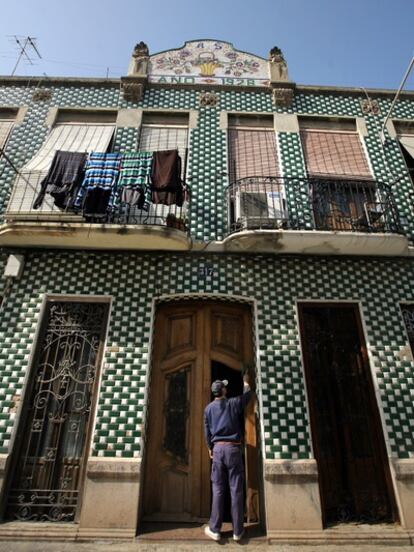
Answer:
[{"left": 148, "top": 40, "right": 269, "bottom": 87}]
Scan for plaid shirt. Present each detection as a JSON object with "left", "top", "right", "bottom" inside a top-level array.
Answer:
[
  {"left": 117, "top": 151, "right": 153, "bottom": 211},
  {"left": 75, "top": 152, "right": 121, "bottom": 208}
]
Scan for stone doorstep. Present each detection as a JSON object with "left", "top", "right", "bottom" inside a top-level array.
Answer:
[
  {"left": 0, "top": 522, "right": 412, "bottom": 546},
  {"left": 0, "top": 522, "right": 134, "bottom": 542},
  {"left": 267, "top": 526, "right": 413, "bottom": 546}
]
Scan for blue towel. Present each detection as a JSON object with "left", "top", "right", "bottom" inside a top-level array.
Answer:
[{"left": 75, "top": 152, "right": 121, "bottom": 210}]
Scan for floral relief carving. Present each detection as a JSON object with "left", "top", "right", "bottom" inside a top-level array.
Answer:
[{"left": 199, "top": 91, "right": 219, "bottom": 107}]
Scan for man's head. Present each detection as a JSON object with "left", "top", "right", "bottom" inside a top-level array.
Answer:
[{"left": 211, "top": 379, "right": 228, "bottom": 398}]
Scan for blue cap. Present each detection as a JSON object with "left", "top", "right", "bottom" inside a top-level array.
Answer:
[{"left": 211, "top": 379, "right": 228, "bottom": 396}]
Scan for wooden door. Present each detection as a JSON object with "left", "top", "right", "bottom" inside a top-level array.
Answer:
[
  {"left": 298, "top": 304, "right": 397, "bottom": 526},
  {"left": 142, "top": 301, "right": 256, "bottom": 522}
]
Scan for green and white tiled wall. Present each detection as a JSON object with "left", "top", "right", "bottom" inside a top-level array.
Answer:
[
  {"left": 0, "top": 251, "right": 413, "bottom": 460},
  {"left": 0, "top": 81, "right": 414, "bottom": 463},
  {"left": 1, "top": 83, "right": 414, "bottom": 239}
]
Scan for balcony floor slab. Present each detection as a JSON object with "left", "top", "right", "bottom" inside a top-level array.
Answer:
[
  {"left": 0, "top": 221, "right": 191, "bottom": 251},
  {"left": 221, "top": 229, "right": 409, "bottom": 257}
]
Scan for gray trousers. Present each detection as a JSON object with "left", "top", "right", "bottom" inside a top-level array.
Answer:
[{"left": 209, "top": 443, "right": 245, "bottom": 535}]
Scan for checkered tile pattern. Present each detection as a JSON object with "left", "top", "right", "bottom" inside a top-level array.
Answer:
[
  {"left": 0, "top": 252, "right": 413, "bottom": 460},
  {"left": 0, "top": 80, "right": 414, "bottom": 462}
]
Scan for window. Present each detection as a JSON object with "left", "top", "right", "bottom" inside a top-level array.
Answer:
[
  {"left": 0, "top": 108, "right": 18, "bottom": 151},
  {"left": 7, "top": 110, "right": 116, "bottom": 216},
  {"left": 228, "top": 114, "right": 278, "bottom": 181},
  {"left": 119, "top": 111, "right": 191, "bottom": 225},
  {"left": 394, "top": 120, "right": 414, "bottom": 185},
  {"left": 138, "top": 111, "right": 189, "bottom": 177},
  {"left": 227, "top": 114, "right": 285, "bottom": 230},
  {"left": 401, "top": 304, "right": 414, "bottom": 355},
  {"left": 299, "top": 116, "right": 371, "bottom": 178},
  {"left": 299, "top": 116, "right": 375, "bottom": 231}
]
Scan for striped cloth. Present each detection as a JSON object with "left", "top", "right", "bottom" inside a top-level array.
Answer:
[
  {"left": 75, "top": 152, "right": 121, "bottom": 209},
  {"left": 116, "top": 151, "right": 153, "bottom": 211}
]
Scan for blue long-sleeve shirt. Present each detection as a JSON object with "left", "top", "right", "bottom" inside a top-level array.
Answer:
[{"left": 204, "top": 385, "right": 252, "bottom": 449}]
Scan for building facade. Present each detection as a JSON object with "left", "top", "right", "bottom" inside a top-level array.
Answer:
[{"left": 0, "top": 40, "right": 414, "bottom": 543}]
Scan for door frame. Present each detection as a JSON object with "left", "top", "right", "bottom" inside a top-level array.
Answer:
[
  {"left": 137, "top": 293, "right": 266, "bottom": 530},
  {"left": 0, "top": 293, "right": 112, "bottom": 522},
  {"left": 296, "top": 300, "right": 399, "bottom": 526}
]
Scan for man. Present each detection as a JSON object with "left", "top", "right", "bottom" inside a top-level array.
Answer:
[{"left": 203, "top": 372, "right": 252, "bottom": 542}]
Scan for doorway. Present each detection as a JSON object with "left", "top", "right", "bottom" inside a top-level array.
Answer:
[
  {"left": 4, "top": 298, "right": 109, "bottom": 522},
  {"left": 141, "top": 301, "right": 258, "bottom": 525},
  {"left": 298, "top": 303, "right": 398, "bottom": 526}
]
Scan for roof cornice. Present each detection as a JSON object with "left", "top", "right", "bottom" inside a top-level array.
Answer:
[{"left": 0, "top": 75, "right": 414, "bottom": 99}]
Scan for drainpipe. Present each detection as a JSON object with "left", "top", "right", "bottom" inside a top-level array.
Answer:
[{"left": 380, "top": 55, "right": 414, "bottom": 143}]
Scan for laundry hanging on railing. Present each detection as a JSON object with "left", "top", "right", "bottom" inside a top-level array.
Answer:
[
  {"left": 75, "top": 152, "right": 121, "bottom": 217},
  {"left": 151, "top": 150, "right": 184, "bottom": 206},
  {"left": 33, "top": 150, "right": 88, "bottom": 210},
  {"left": 28, "top": 148, "right": 186, "bottom": 217},
  {"left": 8, "top": 124, "right": 114, "bottom": 215},
  {"left": 116, "top": 152, "right": 153, "bottom": 210}
]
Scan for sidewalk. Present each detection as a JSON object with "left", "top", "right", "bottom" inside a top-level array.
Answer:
[{"left": 0, "top": 542, "right": 413, "bottom": 552}]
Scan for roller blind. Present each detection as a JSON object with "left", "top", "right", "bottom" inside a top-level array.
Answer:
[
  {"left": 228, "top": 129, "right": 279, "bottom": 181},
  {"left": 300, "top": 130, "right": 371, "bottom": 178},
  {"left": 7, "top": 123, "right": 115, "bottom": 215}
]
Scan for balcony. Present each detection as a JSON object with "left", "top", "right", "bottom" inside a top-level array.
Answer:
[
  {"left": 223, "top": 176, "right": 409, "bottom": 256},
  {"left": 0, "top": 171, "right": 191, "bottom": 251}
]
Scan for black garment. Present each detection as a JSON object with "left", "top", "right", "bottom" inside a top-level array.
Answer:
[
  {"left": 83, "top": 187, "right": 112, "bottom": 218},
  {"left": 33, "top": 151, "right": 87, "bottom": 210},
  {"left": 151, "top": 149, "right": 184, "bottom": 206}
]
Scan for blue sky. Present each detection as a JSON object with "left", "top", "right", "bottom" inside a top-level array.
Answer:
[{"left": 0, "top": 0, "right": 413, "bottom": 89}]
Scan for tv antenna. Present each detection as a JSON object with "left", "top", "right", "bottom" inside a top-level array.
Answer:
[{"left": 9, "top": 35, "right": 42, "bottom": 76}]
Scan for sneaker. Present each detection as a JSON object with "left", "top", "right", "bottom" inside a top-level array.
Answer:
[
  {"left": 204, "top": 525, "right": 221, "bottom": 541},
  {"left": 233, "top": 530, "right": 245, "bottom": 541}
]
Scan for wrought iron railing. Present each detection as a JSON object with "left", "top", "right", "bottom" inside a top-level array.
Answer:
[
  {"left": 227, "top": 176, "right": 402, "bottom": 235},
  {"left": 5, "top": 169, "right": 190, "bottom": 233}
]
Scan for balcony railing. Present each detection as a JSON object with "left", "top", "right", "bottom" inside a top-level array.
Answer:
[
  {"left": 4, "top": 170, "right": 190, "bottom": 233},
  {"left": 227, "top": 176, "right": 402, "bottom": 235}
]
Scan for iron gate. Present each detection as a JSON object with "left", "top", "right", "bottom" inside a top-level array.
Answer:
[{"left": 6, "top": 300, "right": 109, "bottom": 522}]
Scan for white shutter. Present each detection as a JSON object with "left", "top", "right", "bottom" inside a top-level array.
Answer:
[
  {"left": 7, "top": 124, "right": 115, "bottom": 216},
  {"left": 0, "top": 121, "right": 14, "bottom": 150},
  {"left": 399, "top": 135, "right": 414, "bottom": 160}
]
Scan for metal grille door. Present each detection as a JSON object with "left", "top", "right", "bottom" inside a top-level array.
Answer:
[{"left": 6, "top": 300, "right": 109, "bottom": 522}]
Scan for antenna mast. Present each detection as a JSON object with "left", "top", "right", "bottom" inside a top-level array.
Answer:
[{"left": 10, "top": 35, "right": 42, "bottom": 76}]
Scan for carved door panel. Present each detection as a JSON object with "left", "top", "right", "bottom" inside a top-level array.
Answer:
[
  {"left": 298, "top": 304, "right": 397, "bottom": 526},
  {"left": 142, "top": 302, "right": 256, "bottom": 523},
  {"left": 143, "top": 305, "right": 208, "bottom": 521}
]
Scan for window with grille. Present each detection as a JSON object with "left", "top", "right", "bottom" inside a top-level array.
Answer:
[
  {"left": 299, "top": 116, "right": 375, "bottom": 231},
  {"left": 227, "top": 115, "right": 285, "bottom": 228}
]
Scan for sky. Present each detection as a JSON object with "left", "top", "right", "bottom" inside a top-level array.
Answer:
[{"left": 0, "top": 0, "right": 413, "bottom": 90}]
